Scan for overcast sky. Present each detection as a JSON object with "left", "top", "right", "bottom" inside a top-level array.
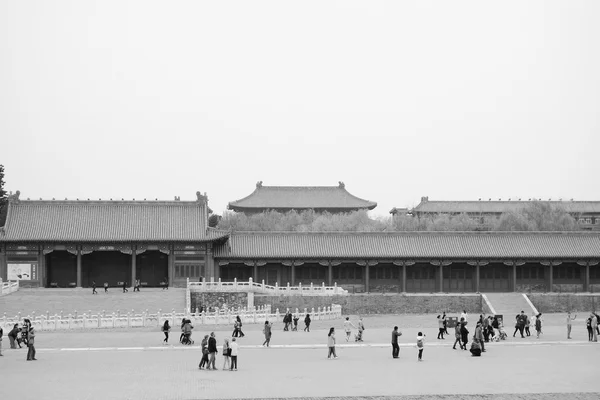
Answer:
[{"left": 1, "top": 1, "right": 599, "bottom": 217}]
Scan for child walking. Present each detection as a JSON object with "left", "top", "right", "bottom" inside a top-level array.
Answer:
[
  {"left": 162, "top": 320, "right": 171, "bottom": 344},
  {"left": 292, "top": 315, "right": 299, "bottom": 331},
  {"left": 416, "top": 332, "right": 425, "bottom": 361}
]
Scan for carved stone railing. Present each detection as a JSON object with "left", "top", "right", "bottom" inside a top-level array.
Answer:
[
  {"left": 0, "top": 279, "right": 19, "bottom": 296},
  {"left": 188, "top": 277, "right": 349, "bottom": 296},
  {"left": 0, "top": 304, "right": 342, "bottom": 332}
]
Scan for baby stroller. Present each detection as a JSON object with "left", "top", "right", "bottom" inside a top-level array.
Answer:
[{"left": 492, "top": 324, "right": 508, "bottom": 341}]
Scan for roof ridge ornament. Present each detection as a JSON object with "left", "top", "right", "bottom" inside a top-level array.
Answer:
[
  {"left": 256, "top": 181, "right": 263, "bottom": 188},
  {"left": 338, "top": 181, "right": 345, "bottom": 188}
]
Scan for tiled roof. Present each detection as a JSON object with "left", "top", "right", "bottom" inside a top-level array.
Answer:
[
  {"left": 410, "top": 200, "right": 600, "bottom": 214},
  {"left": 0, "top": 198, "right": 229, "bottom": 242},
  {"left": 227, "top": 182, "right": 377, "bottom": 211},
  {"left": 214, "top": 231, "right": 600, "bottom": 259}
]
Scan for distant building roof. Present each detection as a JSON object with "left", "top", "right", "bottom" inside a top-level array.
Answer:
[
  {"left": 407, "top": 197, "right": 600, "bottom": 215},
  {"left": 214, "top": 231, "right": 600, "bottom": 260},
  {"left": 0, "top": 191, "right": 229, "bottom": 242},
  {"left": 227, "top": 181, "right": 377, "bottom": 212}
]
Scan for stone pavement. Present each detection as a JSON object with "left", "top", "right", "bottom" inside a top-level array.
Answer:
[{"left": 0, "top": 313, "right": 599, "bottom": 400}]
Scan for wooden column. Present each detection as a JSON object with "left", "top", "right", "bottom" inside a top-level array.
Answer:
[
  {"left": 365, "top": 263, "right": 370, "bottom": 293},
  {"left": 393, "top": 260, "right": 414, "bottom": 293},
  {"left": 431, "top": 260, "right": 450, "bottom": 293},
  {"left": 541, "top": 261, "right": 561, "bottom": 292},
  {"left": 77, "top": 249, "right": 82, "bottom": 287},
  {"left": 467, "top": 260, "right": 488, "bottom": 294},
  {"left": 328, "top": 264, "right": 333, "bottom": 286},
  {"left": 131, "top": 251, "right": 136, "bottom": 287},
  {"left": 291, "top": 263, "right": 295, "bottom": 286},
  {"left": 253, "top": 263, "right": 259, "bottom": 282},
  {"left": 205, "top": 245, "right": 215, "bottom": 280},
  {"left": 167, "top": 248, "right": 174, "bottom": 285},
  {"left": 0, "top": 244, "right": 6, "bottom": 281},
  {"left": 504, "top": 260, "right": 524, "bottom": 292},
  {"left": 577, "top": 261, "right": 598, "bottom": 292}
]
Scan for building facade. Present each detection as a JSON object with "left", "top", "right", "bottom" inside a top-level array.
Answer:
[
  {"left": 0, "top": 191, "right": 228, "bottom": 288},
  {"left": 391, "top": 197, "right": 600, "bottom": 230},
  {"left": 227, "top": 181, "right": 377, "bottom": 214}
]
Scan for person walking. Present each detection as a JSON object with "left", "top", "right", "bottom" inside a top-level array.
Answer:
[
  {"left": 104, "top": 282, "right": 109, "bottom": 293},
  {"left": 134, "top": 279, "right": 141, "bottom": 292},
  {"left": 8, "top": 324, "right": 21, "bottom": 349},
  {"left": 304, "top": 314, "right": 311, "bottom": 332},
  {"left": 566, "top": 311, "right": 577, "bottom": 339},
  {"left": 122, "top": 281, "right": 128, "bottom": 293},
  {"left": 262, "top": 321, "right": 272, "bottom": 347},
  {"left": 482, "top": 315, "right": 490, "bottom": 342},
  {"left": 229, "top": 337, "right": 239, "bottom": 371},
  {"left": 356, "top": 317, "right": 365, "bottom": 342},
  {"left": 591, "top": 313, "right": 598, "bottom": 342},
  {"left": 475, "top": 321, "right": 485, "bottom": 352},
  {"left": 416, "top": 332, "right": 425, "bottom": 361},
  {"left": 162, "top": 320, "right": 171, "bottom": 344},
  {"left": 453, "top": 320, "right": 463, "bottom": 350},
  {"left": 535, "top": 313, "right": 543, "bottom": 339},
  {"left": 292, "top": 315, "right": 299, "bottom": 331},
  {"left": 461, "top": 310, "right": 468, "bottom": 323},
  {"left": 460, "top": 320, "right": 470, "bottom": 351},
  {"left": 199, "top": 335, "right": 210, "bottom": 369},
  {"left": 232, "top": 317, "right": 240, "bottom": 338},
  {"left": 235, "top": 316, "right": 245, "bottom": 338},
  {"left": 222, "top": 338, "right": 231, "bottom": 370},
  {"left": 207, "top": 332, "right": 218, "bottom": 370},
  {"left": 437, "top": 315, "right": 445, "bottom": 339},
  {"left": 587, "top": 316, "right": 593, "bottom": 341},
  {"left": 26, "top": 325, "right": 36, "bottom": 361},
  {"left": 92, "top": 281, "right": 97, "bottom": 294},
  {"left": 162, "top": 276, "right": 169, "bottom": 290},
  {"left": 0, "top": 325, "right": 3, "bottom": 356},
  {"left": 442, "top": 312, "right": 449, "bottom": 335},
  {"left": 343, "top": 317, "right": 356, "bottom": 342},
  {"left": 391, "top": 326, "right": 402, "bottom": 358},
  {"left": 327, "top": 327, "right": 337, "bottom": 359},
  {"left": 513, "top": 311, "right": 526, "bottom": 338}
]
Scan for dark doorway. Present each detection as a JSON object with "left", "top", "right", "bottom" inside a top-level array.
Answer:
[
  {"left": 266, "top": 268, "right": 279, "bottom": 286},
  {"left": 136, "top": 251, "right": 168, "bottom": 287},
  {"left": 82, "top": 251, "right": 130, "bottom": 288},
  {"left": 46, "top": 251, "right": 77, "bottom": 288}
]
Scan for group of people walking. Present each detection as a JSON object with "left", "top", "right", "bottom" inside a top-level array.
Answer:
[
  {"left": 198, "top": 332, "right": 239, "bottom": 371},
  {"left": 0, "top": 319, "right": 37, "bottom": 360}
]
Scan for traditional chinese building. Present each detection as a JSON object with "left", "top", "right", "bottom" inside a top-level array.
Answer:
[
  {"left": 0, "top": 191, "right": 228, "bottom": 288},
  {"left": 214, "top": 231, "right": 600, "bottom": 293},
  {"left": 391, "top": 197, "right": 600, "bottom": 230},
  {"left": 227, "top": 181, "right": 377, "bottom": 214},
  {"left": 2, "top": 191, "right": 600, "bottom": 293}
]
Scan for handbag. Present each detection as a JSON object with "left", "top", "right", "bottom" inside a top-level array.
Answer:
[{"left": 227, "top": 348, "right": 232, "bottom": 356}]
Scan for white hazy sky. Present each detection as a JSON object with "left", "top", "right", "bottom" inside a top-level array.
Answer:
[{"left": 1, "top": 1, "right": 599, "bottom": 217}]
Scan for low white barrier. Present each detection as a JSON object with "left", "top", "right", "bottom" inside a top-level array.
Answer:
[
  {"left": 0, "top": 304, "right": 343, "bottom": 332},
  {"left": 0, "top": 278, "right": 19, "bottom": 296},
  {"left": 188, "top": 277, "right": 349, "bottom": 296}
]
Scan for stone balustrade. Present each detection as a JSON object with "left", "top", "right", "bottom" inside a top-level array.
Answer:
[
  {"left": 188, "top": 277, "right": 349, "bottom": 295},
  {"left": 0, "top": 278, "right": 19, "bottom": 296},
  {"left": 0, "top": 304, "right": 342, "bottom": 332}
]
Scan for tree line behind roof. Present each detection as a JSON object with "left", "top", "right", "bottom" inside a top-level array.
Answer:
[{"left": 217, "top": 202, "right": 582, "bottom": 232}]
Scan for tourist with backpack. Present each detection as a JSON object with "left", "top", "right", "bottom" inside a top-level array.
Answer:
[
  {"left": 416, "top": 332, "right": 425, "bottom": 361},
  {"left": 535, "top": 313, "right": 543, "bottom": 339}
]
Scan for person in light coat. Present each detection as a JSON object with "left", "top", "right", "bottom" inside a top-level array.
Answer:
[{"left": 229, "top": 337, "right": 239, "bottom": 371}]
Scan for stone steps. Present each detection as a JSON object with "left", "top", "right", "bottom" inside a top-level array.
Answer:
[
  {"left": 484, "top": 292, "right": 536, "bottom": 316},
  {"left": 0, "top": 288, "right": 186, "bottom": 317}
]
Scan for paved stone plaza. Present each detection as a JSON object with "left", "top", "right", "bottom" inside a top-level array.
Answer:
[{"left": 1, "top": 314, "right": 599, "bottom": 399}]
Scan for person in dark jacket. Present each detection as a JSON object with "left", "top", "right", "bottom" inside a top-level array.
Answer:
[
  {"left": 453, "top": 320, "right": 463, "bottom": 350},
  {"left": 460, "top": 321, "right": 470, "bottom": 350},
  {"left": 304, "top": 314, "right": 311, "bottom": 332},
  {"left": 470, "top": 337, "right": 482, "bottom": 356},
  {"left": 207, "top": 332, "right": 218, "bottom": 370},
  {"left": 8, "top": 324, "right": 22, "bottom": 349},
  {"left": 199, "top": 335, "right": 210, "bottom": 369},
  {"left": 26, "top": 326, "right": 36, "bottom": 361}
]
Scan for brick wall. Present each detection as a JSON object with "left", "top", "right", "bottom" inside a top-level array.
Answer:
[
  {"left": 254, "top": 293, "right": 482, "bottom": 315},
  {"left": 190, "top": 291, "right": 248, "bottom": 312},
  {"left": 528, "top": 293, "right": 600, "bottom": 313}
]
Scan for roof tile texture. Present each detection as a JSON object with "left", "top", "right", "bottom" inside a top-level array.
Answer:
[
  {"left": 228, "top": 185, "right": 377, "bottom": 210},
  {"left": 413, "top": 200, "right": 600, "bottom": 214},
  {"left": 1, "top": 200, "right": 223, "bottom": 242},
  {"left": 214, "top": 232, "right": 600, "bottom": 259}
]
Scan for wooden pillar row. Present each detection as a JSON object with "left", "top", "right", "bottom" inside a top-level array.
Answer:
[{"left": 77, "top": 249, "right": 82, "bottom": 288}]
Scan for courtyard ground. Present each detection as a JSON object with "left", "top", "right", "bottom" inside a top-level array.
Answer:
[{"left": 0, "top": 313, "right": 598, "bottom": 400}]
